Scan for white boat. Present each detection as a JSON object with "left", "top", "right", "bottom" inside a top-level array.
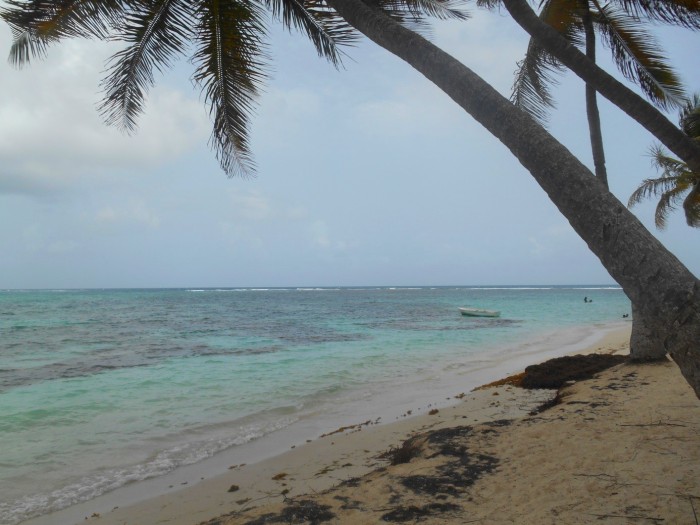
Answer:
[{"left": 459, "top": 307, "right": 501, "bottom": 318}]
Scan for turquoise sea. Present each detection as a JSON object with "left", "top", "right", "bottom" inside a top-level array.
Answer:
[{"left": 0, "top": 286, "right": 630, "bottom": 524}]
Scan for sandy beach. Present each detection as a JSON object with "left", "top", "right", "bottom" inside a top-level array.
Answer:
[{"left": 25, "top": 326, "right": 700, "bottom": 525}]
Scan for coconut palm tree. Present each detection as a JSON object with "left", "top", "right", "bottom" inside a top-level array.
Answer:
[
  {"left": 498, "top": 0, "right": 700, "bottom": 176},
  {"left": 3, "top": 0, "right": 700, "bottom": 396},
  {"left": 329, "top": 0, "right": 700, "bottom": 371},
  {"left": 506, "top": 0, "right": 696, "bottom": 189},
  {"left": 498, "top": 0, "right": 699, "bottom": 362},
  {"left": 629, "top": 95, "right": 700, "bottom": 228}
]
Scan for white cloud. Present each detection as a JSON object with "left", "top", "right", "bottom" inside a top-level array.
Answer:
[
  {"left": 224, "top": 189, "right": 310, "bottom": 223},
  {"left": 94, "top": 201, "right": 160, "bottom": 229},
  {"left": 545, "top": 222, "right": 574, "bottom": 238},
  {"left": 219, "top": 222, "right": 264, "bottom": 251},
  {"left": 526, "top": 219, "right": 582, "bottom": 258},
  {"left": 309, "top": 220, "right": 352, "bottom": 252},
  {"left": 228, "top": 189, "right": 273, "bottom": 221},
  {"left": 0, "top": 26, "right": 209, "bottom": 196},
  {"left": 310, "top": 220, "right": 331, "bottom": 247},
  {"left": 528, "top": 236, "right": 545, "bottom": 256},
  {"left": 285, "top": 206, "right": 309, "bottom": 220},
  {"left": 96, "top": 207, "right": 118, "bottom": 223},
  {"left": 261, "top": 87, "right": 321, "bottom": 121},
  {"left": 351, "top": 81, "right": 464, "bottom": 139}
]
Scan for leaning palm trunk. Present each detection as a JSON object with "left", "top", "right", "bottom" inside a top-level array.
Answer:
[
  {"left": 630, "top": 304, "right": 668, "bottom": 361},
  {"left": 500, "top": 0, "right": 700, "bottom": 175},
  {"left": 581, "top": 3, "right": 608, "bottom": 187},
  {"left": 327, "top": 0, "right": 700, "bottom": 396}
]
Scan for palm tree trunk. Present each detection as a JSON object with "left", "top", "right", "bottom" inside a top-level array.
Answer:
[
  {"left": 501, "top": 0, "right": 700, "bottom": 175},
  {"left": 581, "top": 2, "right": 609, "bottom": 188},
  {"left": 630, "top": 303, "right": 668, "bottom": 361},
  {"left": 578, "top": 1, "right": 664, "bottom": 360},
  {"left": 326, "top": 0, "right": 700, "bottom": 397}
]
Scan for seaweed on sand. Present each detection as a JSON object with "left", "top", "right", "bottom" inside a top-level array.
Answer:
[
  {"left": 381, "top": 503, "right": 461, "bottom": 522},
  {"left": 380, "top": 436, "right": 426, "bottom": 465},
  {"left": 529, "top": 391, "right": 562, "bottom": 415},
  {"left": 521, "top": 354, "right": 628, "bottom": 389},
  {"left": 399, "top": 423, "right": 502, "bottom": 497},
  {"left": 333, "top": 495, "right": 363, "bottom": 510},
  {"left": 242, "top": 499, "right": 335, "bottom": 525}
]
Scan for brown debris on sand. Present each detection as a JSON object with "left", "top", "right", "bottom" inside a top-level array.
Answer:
[
  {"left": 241, "top": 499, "right": 335, "bottom": 525},
  {"left": 318, "top": 419, "right": 378, "bottom": 438},
  {"left": 206, "top": 356, "right": 700, "bottom": 525},
  {"left": 379, "top": 436, "right": 426, "bottom": 466},
  {"left": 474, "top": 371, "right": 527, "bottom": 390},
  {"left": 475, "top": 354, "right": 628, "bottom": 392},
  {"left": 520, "top": 353, "right": 628, "bottom": 389}
]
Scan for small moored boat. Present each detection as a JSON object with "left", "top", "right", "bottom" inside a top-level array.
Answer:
[{"left": 458, "top": 307, "right": 501, "bottom": 318}]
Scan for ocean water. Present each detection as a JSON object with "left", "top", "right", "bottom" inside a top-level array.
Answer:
[{"left": 0, "top": 286, "right": 630, "bottom": 524}]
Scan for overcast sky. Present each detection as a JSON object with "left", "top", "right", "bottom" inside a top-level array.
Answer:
[{"left": 1, "top": 6, "right": 698, "bottom": 289}]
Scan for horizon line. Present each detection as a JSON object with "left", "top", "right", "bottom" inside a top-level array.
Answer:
[{"left": 1, "top": 284, "right": 622, "bottom": 292}]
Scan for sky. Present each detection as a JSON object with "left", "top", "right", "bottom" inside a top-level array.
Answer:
[{"left": 0, "top": 5, "right": 698, "bottom": 289}]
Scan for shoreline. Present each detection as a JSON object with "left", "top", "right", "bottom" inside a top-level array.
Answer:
[
  {"left": 21, "top": 323, "right": 633, "bottom": 525},
  {"left": 226, "top": 349, "right": 700, "bottom": 524}
]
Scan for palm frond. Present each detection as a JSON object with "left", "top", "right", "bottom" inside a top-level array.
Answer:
[
  {"left": 99, "top": 0, "right": 194, "bottom": 132},
  {"left": 654, "top": 184, "right": 688, "bottom": 229},
  {"left": 5, "top": 26, "right": 50, "bottom": 65},
  {"left": 263, "top": 0, "right": 357, "bottom": 67},
  {"left": 370, "top": 1, "right": 430, "bottom": 37},
  {"left": 475, "top": 0, "right": 500, "bottom": 9},
  {"left": 509, "top": 0, "right": 581, "bottom": 125},
  {"left": 593, "top": 3, "right": 686, "bottom": 110},
  {"left": 648, "top": 144, "right": 693, "bottom": 178},
  {"left": 1, "top": 0, "right": 123, "bottom": 38},
  {"left": 539, "top": 0, "right": 585, "bottom": 47},
  {"left": 610, "top": 0, "right": 700, "bottom": 30},
  {"left": 680, "top": 93, "right": 700, "bottom": 139},
  {"left": 394, "top": 0, "right": 470, "bottom": 21},
  {"left": 629, "top": 141, "right": 700, "bottom": 228},
  {"left": 192, "top": 0, "right": 268, "bottom": 177},
  {"left": 511, "top": 38, "right": 564, "bottom": 125},
  {"left": 2, "top": 0, "right": 66, "bottom": 66},
  {"left": 2, "top": 0, "right": 125, "bottom": 66},
  {"left": 372, "top": 0, "right": 469, "bottom": 38},
  {"left": 683, "top": 182, "right": 700, "bottom": 227},
  {"left": 628, "top": 174, "right": 685, "bottom": 207}
]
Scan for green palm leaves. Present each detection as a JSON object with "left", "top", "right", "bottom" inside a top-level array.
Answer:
[
  {"left": 629, "top": 96, "right": 700, "bottom": 229},
  {"left": 593, "top": 2, "right": 687, "bottom": 109},
  {"left": 192, "top": 0, "right": 268, "bottom": 175},
  {"left": 3, "top": 0, "right": 465, "bottom": 177},
  {"left": 4, "top": 1, "right": 125, "bottom": 63},
  {"left": 511, "top": 0, "right": 694, "bottom": 124},
  {"left": 1, "top": 0, "right": 356, "bottom": 177},
  {"left": 99, "top": 1, "right": 194, "bottom": 132}
]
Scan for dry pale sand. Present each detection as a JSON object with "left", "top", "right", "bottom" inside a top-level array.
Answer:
[{"left": 55, "top": 328, "right": 700, "bottom": 525}]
